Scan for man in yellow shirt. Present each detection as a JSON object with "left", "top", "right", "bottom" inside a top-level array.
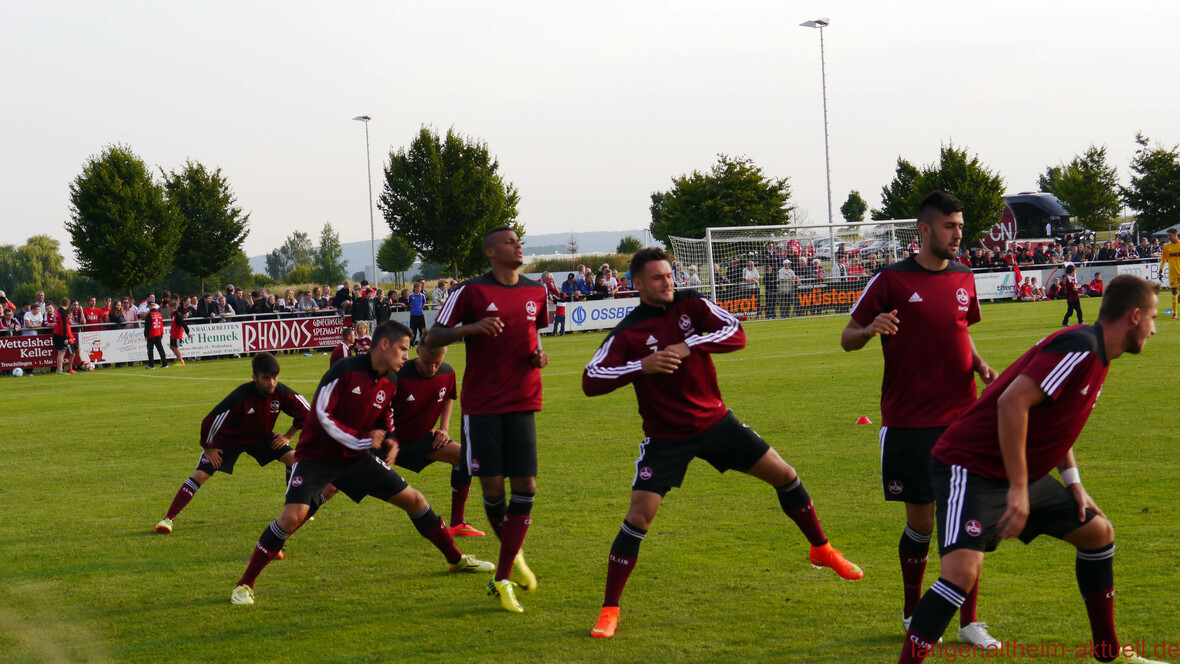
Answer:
[{"left": 1160, "top": 227, "right": 1180, "bottom": 319}]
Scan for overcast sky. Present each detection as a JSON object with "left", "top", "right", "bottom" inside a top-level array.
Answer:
[{"left": 3, "top": 0, "right": 1177, "bottom": 267}]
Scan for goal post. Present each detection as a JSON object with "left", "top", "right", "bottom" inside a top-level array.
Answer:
[{"left": 668, "top": 220, "right": 919, "bottom": 320}]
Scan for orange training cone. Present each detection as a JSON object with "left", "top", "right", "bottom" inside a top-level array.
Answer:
[{"left": 855, "top": 416, "right": 872, "bottom": 425}]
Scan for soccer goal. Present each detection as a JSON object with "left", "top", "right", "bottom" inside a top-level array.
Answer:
[{"left": 667, "top": 219, "right": 919, "bottom": 320}]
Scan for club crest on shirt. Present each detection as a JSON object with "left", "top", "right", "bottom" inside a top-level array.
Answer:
[
  {"left": 679, "top": 314, "right": 692, "bottom": 332},
  {"left": 291, "top": 476, "right": 303, "bottom": 487},
  {"left": 638, "top": 466, "right": 653, "bottom": 481},
  {"left": 438, "top": 387, "right": 447, "bottom": 402},
  {"left": 470, "top": 457, "right": 481, "bottom": 472},
  {"left": 956, "top": 288, "right": 969, "bottom": 305},
  {"left": 888, "top": 480, "right": 904, "bottom": 495},
  {"left": 270, "top": 399, "right": 280, "bottom": 413},
  {"left": 525, "top": 301, "right": 538, "bottom": 317},
  {"left": 373, "top": 390, "right": 387, "bottom": 408},
  {"left": 965, "top": 520, "right": 982, "bottom": 537}
]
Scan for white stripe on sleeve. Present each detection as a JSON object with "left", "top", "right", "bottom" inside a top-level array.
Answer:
[{"left": 315, "top": 378, "right": 372, "bottom": 450}]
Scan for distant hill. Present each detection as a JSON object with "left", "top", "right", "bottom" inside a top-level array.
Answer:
[{"left": 248, "top": 229, "right": 657, "bottom": 279}]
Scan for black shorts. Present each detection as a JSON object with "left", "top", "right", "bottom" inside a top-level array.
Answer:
[
  {"left": 169, "top": 338, "right": 182, "bottom": 348},
  {"left": 53, "top": 334, "right": 68, "bottom": 351},
  {"left": 410, "top": 314, "right": 426, "bottom": 329},
  {"left": 632, "top": 411, "right": 771, "bottom": 497},
  {"left": 461, "top": 412, "right": 537, "bottom": 478},
  {"left": 285, "top": 454, "right": 409, "bottom": 505},
  {"left": 197, "top": 436, "right": 293, "bottom": 475},
  {"left": 393, "top": 433, "right": 442, "bottom": 473},
  {"left": 932, "top": 458, "right": 1096, "bottom": 556},
  {"left": 880, "top": 426, "right": 945, "bottom": 503}
]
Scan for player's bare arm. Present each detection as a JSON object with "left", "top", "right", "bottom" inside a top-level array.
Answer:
[
  {"left": 995, "top": 375, "right": 1047, "bottom": 539},
  {"left": 840, "top": 309, "right": 899, "bottom": 351},
  {"left": 969, "top": 337, "right": 999, "bottom": 384},
  {"left": 1057, "top": 449, "right": 1105, "bottom": 522}
]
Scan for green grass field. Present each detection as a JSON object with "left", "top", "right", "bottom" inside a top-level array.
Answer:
[{"left": 2, "top": 300, "right": 1177, "bottom": 663}]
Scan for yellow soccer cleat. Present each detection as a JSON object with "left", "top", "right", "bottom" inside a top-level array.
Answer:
[
  {"left": 809, "top": 542, "right": 864, "bottom": 580},
  {"left": 230, "top": 584, "right": 255, "bottom": 605},
  {"left": 449, "top": 554, "right": 494, "bottom": 573},
  {"left": 513, "top": 550, "right": 537, "bottom": 593},
  {"left": 487, "top": 579, "right": 523, "bottom": 613},
  {"left": 591, "top": 606, "right": 620, "bottom": 638}
]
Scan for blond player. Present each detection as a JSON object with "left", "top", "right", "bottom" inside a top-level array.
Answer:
[{"left": 1160, "top": 227, "right": 1180, "bottom": 319}]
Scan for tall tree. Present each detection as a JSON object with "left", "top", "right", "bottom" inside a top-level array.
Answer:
[
  {"left": 1038, "top": 145, "right": 1121, "bottom": 231},
  {"left": 265, "top": 230, "right": 315, "bottom": 280},
  {"left": 1122, "top": 132, "right": 1180, "bottom": 233},
  {"left": 871, "top": 158, "right": 921, "bottom": 220},
  {"left": 616, "top": 235, "right": 643, "bottom": 253},
  {"left": 0, "top": 235, "right": 70, "bottom": 304},
  {"left": 379, "top": 126, "right": 522, "bottom": 278},
  {"left": 873, "top": 144, "right": 1005, "bottom": 243},
  {"left": 313, "top": 222, "right": 348, "bottom": 285},
  {"left": 649, "top": 154, "right": 792, "bottom": 244},
  {"left": 840, "top": 190, "right": 867, "bottom": 223},
  {"left": 378, "top": 234, "right": 416, "bottom": 287},
  {"left": 66, "top": 144, "right": 182, "bottom": 295},
  {"left": 163, "top": 160, "right": 250, "bottom": 294}
]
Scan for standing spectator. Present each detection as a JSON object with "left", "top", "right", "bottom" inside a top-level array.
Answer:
[
  {"left": 777, "top": 259, "right": 800, "bottom": 318},
  {"left": 684, "top": 265, "right": 701, "bottom": 288},
  {"left": 590, "top": 275, "right": 610, "bottom": 300},
  {"left": 433, "top": 280, "right": 450, "bottom": 307},
  {"left": 170, "top": 302, "right": 193, "bottom": 366},
  {"left": 22, "top": 302, "right": 44, "bottom": 336},
  {"left": 541, "top": 272, "right": 562, "bottom": 302},
  {"left": 34, "top": 290, "right": 49, "bottom": 313},
  {"left": 82, "top": 296, "right": 105, "bottom": 326},
  {"left": 552, "top": 298, "right": 567, "bottom": 336},
  {"left": 562, "top": 273, "right": 579, "bottom": 301},
  {"left": 354, "top": 322, "right": 372, "bottom": 354},
  {"left": 109, "top": 301, "right": 126, "bottom": 328},
  {"left": 353, "top": 284, "right": 374, "bottom": 332},
  {"left": 0, "top": 290, "right": 14, "bottom": 314},
  {"left": 2, "top": 307, "right": 20, "bottom": 334},
  {"left": 1061, "top": 264, "right": 1084, "bottom": 326},
  {"left": 374, "top": 289, "right": 392, "bottom": 326},
  {"left": 144, "top": 304, "right": 168, "bottom": 369},
  {"left": 332, "top": 280, "right": 352, "bottom": 310},
  {"left": 297, "top": 290, "right": 316, "bottom": 312},
  {"left": 408, "top": 282, "right": 428, "bottom": 345},
  {"left": 1096, "top": 241, "right": 1115, "bottom": 261},
  {"left": 52, "top": 297, "right": 77, "bottom": 374}
]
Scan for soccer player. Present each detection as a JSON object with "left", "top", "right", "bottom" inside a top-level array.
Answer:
[
  {"left": 1159, "top": 226, "right": 1180, "bottom": 319},
  {"left": 155, "top": 352, "right": 308, "bottom": 535},
  {"left": 1063, "top": 263, "right": 1085, "bottom": 326},
  {"left": 144, "top": 303, "right": 168, "bottom": 369},
  {"left": 169, "top": 301, "right": 192, "bottom": 366},
  {"left": 584, "top": 247, "right": 863, "bottom": 639},
  {"left": 898, "top": 275, "right": 1162, "bottom": 664},
  {"left": 330, "top": 327, "right": 355, "bottom": 366},
  {"left": 841, "top": 191, "right": 1000, "bottom": 646},
  {"left": 230, "top": 321, "right": 493, "bottom": 605},
  {"left": 394, "top": 342, "right": 483, "bottom": 537},
  {"left": 426, "top": 226, "right": 549, "bottom": 613}
]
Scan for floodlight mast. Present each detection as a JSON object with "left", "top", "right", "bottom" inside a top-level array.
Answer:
[{"left": 353, "top": 115, "right": 377, "bottom": 285}]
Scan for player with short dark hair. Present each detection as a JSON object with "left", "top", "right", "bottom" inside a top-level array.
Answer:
[
  {"left": 583, "top": 247, "right": 863, "bottom": 639},
  {"left": 392, "top": 341, "right": 483, "bottom": 537},
  {"left": 331, "top": 327, "right": 355, "bottom": 366},
  {"left": 426, "top": 225, "right": 549, "bottom": 613},
  {"left": 841, "top": 190, "right": 1001, "bottom": 646},
  {"left": 144, "top": 303, "right": 168, "bottom": 369},
  {"left": 897, "top": 275, "right": 1162, "bottom": 664},
  {"left": 230, "top": 322, "right": 493, "bottom": 605},
  {"left": 155, "top": 352, "right": 307, "bottom": 536},
  {"left": 1063, "top": 263, "right": 1085, "bottom": 326}
]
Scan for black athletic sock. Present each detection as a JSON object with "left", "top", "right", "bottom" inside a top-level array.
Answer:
[
  {"left": 604, "top": 520, "right": 647, "bottom": 607},
  {"left": 899, "top": 526, "right": 932, "bottom": 619},
  {"left": 1077, "top": 544, "right": 1118, "bottom": 662},
  {"left": 776, "top": 477, "right": 827, "bottom": 546},
  {"left": 484, "top": 496, "right": 507, "bottom": 539},
  {"left": 899, "top": 579, "right": 966, "bottom": 663}
]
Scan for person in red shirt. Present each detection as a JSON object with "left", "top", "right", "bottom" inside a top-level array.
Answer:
[
  {"left": 582, "top": 248, "right": 862, "bottom": 639},
  {"left": 427, "top": 226, "right": 549, "bottom": 613},
  {"left": 169, "top": 301, "right": 193, "bottom": 366},
  {"left": 391, "top": 342, "right": 482, "bottom": 537},
  {"left": 155, "top": 353, "right": 309, "bottom": 534},
  {"left": 354, "top": 322, "right": 372, "bottom": 355},
  {"left": 231, "top": 321, "right": 493, "bottom": 606},
  {"left": 842, "top": 192, "right": 999, "bottom": 646},
  {"left": 330, "top": 327, "right": 355, "bottom": 366},
  {"left": 52, "top": 297, "right": 78, "bottom": 374},
  {"left": 1089, "top": 273, "right": 1105, "bottom": 297},
  {"left": 82, "top": 296, "right": 106, "bottom": 326},
  {"left": 143, "top": 303, "right": 168, "bottom": 369},
  {"left": 899, "top": 277, "right": 1163, "bottom": 664},
  {"left": 1062, "top": 263, "right": 1085, "bottom": 326}
]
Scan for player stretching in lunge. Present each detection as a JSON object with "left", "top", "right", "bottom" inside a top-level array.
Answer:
[
  {"left": 898, "top": 276, "right": 1163, "bottom": 664},
  {"left": 393, "top": 342, "right": 484, "bottom": 537},
  {"left": 156, "top": 352, "right": 308, "bottom": 539},
  {"left": 583, "top": 247, "right": 863, "bottom": 639},
  {"left": 841, "top": 191, "right": 1000, "bottom": 647},
  {"left": 230, "top": 322, "right": 493, "bottom": 605},
  {"left": 426, "top": 226, "right": 549, "bottom": 613},
  {"left": 1159, "top": 226, "right": 1180, "bottom": 319}
]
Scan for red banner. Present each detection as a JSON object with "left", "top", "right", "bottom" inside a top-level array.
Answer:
[
  {"left": 241, "top": 316, "right": 346, "bottom": 353},
  {"left": 0, "top": 335, "right": 56, "bottom": 370}
]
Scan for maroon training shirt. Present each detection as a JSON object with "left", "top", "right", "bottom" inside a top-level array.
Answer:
[
  {"left": 933, "top": 324, "right": 1109, "bottom": 482},
  {"left": 850, "top": 257, "right": 981, "bottom": 428},
  {"left": 583, "top": 291, "right": 745, "bottom": 439},
  {"left": 393, "top": 360, "right": 457, "bottom": 443},
  {"left": 295, "top": 354, "right": 397, "bottom": 463},
  {"left": 200, "top": 382, "right": 310, "bottom": 449},
  {"left": 434, "top": 273, "right": 549, "bottom": 415}
]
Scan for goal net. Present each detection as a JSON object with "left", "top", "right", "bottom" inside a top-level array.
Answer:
[{"left": 666, "top": 220, "right": 919, "bottom": 320}]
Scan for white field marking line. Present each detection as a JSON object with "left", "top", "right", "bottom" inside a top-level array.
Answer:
[{"left": 92, "top": 371, "right": 320, "bottom": 383}]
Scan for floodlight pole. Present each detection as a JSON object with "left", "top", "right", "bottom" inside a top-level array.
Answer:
[
  {"left": 353, "top": 115, "right": 377, "bottom": 285},
  {"left": 801, "top": 18, "right": 834, "bottom": 256}
]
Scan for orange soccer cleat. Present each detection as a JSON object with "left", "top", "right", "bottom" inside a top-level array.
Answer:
[
  {"left": 591, "top": 606, "right": 620, "bottom": 638},
  {"left": 809, "top": 542, "right": 864, "bottom": 580}
]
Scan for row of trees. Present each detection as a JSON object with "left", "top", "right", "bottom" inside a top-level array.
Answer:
[
  {"left": 262, "top": 224, "right": 349, "bottom": 285},
  {"left": 651, "top": 134, "right": 1180, "bottom": 246}
]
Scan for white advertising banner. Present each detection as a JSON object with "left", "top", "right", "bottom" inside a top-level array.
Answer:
[
  {"left": 973, "top": 270, "right": 1041, "bottom": 301},
  {"left": 78, "top": 322, "right": 244, "bottom": 364},
  {"left": 565, "top": 298, "right": 640, "bottom": 332},
  {"left": 1117, "top": 262, "right": 1168, "bottom": 282}
]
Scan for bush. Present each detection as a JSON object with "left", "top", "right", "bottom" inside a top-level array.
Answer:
[{"left": 524, "top": 253, "right": 634, "bottom": 275}]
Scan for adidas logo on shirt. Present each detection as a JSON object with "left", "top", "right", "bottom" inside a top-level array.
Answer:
[
  {"left": 909, "top": 292, "right": 923, "bottom": 303},
  {"left": 645, "top": 335, "right": 659, "bottom": 345},
  {"left": 247, "top": 408, "right": 255, "bottom": 414},
  {"left": 406, "top": 394, "right": 415, "bottom": 401},
  {"left": 351, "top": 386, "right": 362, "bottom": 395},
  {"left": 486, "top": 303, "right": 499, "bottom": 312},
  {"left": 1081, "top": 385, "right": 1089, "bottom": 396}
]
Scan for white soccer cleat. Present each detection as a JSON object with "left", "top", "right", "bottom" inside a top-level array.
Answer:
[
  {"left": 957, "top": 622, "right": 1000, "bottom": 648},
  {"left": 448, "top": 554, "right": 494, "bottom": 573},
  {"left": 1115, "top": 652, "right": 1167, "bottom": 663},
  {"left": 154, "top": 518, "right": 173, "bottom": 534},
  {"left": 230, "top": 584, "right": 255, "bottom": 605}
]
